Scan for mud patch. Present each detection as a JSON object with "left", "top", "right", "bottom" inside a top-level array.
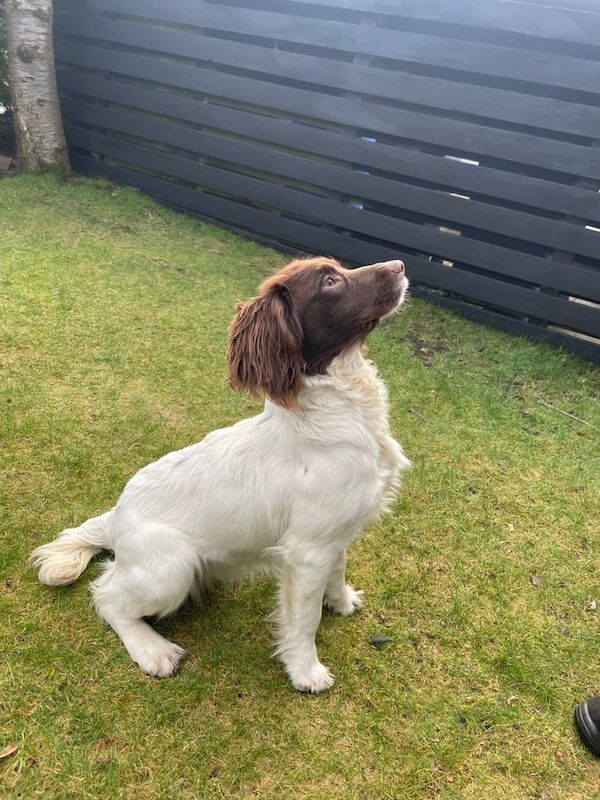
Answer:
[
  {"left": 405, "top": 332, "right": 449, "bottom": 366},
  {"left": 154, "top": 258, "right": 187, "bottom": 276}
]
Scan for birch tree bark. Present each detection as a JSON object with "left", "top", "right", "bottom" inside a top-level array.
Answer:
[{"left": 5, "top": 0, "right": 69, "bottom": 174}]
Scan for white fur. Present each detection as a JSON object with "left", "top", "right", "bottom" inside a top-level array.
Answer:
[{"left": 31, "top": 343, "right": 410, "bottom": 692}]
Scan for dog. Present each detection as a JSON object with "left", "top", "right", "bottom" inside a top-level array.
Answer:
[{"left": 31, "top": 257, "right": 410, "bottom": 693}]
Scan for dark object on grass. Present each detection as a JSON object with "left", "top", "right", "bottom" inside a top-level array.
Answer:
[
  {"left": 368, "top": 635, "right": 394, "bottom": 647},
  {"left": 574, "top": 696, "right": 600, "bottom": 758}
]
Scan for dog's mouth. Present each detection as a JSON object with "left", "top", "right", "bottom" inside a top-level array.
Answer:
[
  {"left": 355, "top": 260, "right": 408, "bottom": 324},
  {"left": 380, "top": 275, "right": 409, "bottom": 322}
]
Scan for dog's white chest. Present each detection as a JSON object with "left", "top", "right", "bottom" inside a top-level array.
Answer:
[{"left": 324, "top": 354, "right": 411, "bottom": 517}]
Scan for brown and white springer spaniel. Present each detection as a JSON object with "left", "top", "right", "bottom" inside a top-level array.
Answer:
[{"left": 31, "top": 257, "right": 410, "bottom": 693}]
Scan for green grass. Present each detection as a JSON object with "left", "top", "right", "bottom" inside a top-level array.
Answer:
[{"left": 1, "top": 173, "right": 599, "bottom": 800}]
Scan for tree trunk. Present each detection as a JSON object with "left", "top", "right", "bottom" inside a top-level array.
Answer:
[{"left": 5, "top": 0, "right": 69, "bottom": 175}]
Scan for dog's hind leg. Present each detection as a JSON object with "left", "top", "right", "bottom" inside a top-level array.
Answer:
[
  {"left": 323, "top": 549, "right": 364, "bottom": 617},
  {"left": 91, "top": 526, "right": 197, "bottom": 677}
]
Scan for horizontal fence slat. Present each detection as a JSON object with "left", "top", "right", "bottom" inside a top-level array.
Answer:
[
  {"left": 57, "top": 69, "right": 600, "bottom": 223},
  {"left": 61, "top": 99, "right": 600, "bottom": 273},
  {"left": 408, "top": 287, "right": 600, "bottom": 363},
  {"left": 54, "top": 42, "right": 600, "bottom": 180},
  {"left": 65, "top": 126, "right": 600, "bottom": 336},
  {"left": 288, "top": 0, "right": 600, "bottom": 48},
  {"left": 56, "top": 9, "right": 600, "bottom": 139},
  {"left": 69, "top": 152, "right": 600, "bottom": 362},
  {"left": 57, "top": 5, "right": 600, "bottom": 97},
  {"left": 55, "top": 0, "right": 600, "bottom": 358}
]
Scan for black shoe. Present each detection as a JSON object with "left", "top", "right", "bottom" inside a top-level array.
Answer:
[{"left": 574, "top": 696, "right": 600, "bottom": 758}]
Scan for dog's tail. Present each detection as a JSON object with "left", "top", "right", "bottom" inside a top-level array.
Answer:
[{"left": 30, "top": 509, "right": 114, "bottom": 587}]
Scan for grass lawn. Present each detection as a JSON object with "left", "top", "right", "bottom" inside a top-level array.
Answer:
[{"left": 1, "top": 174, "right": 599, "bottom": 800}]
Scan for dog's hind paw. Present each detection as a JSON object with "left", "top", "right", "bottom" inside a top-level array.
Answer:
[
  {"left": 135, "top": 640, "right": 186, "bottom": 678},
  {"left": 324, "top": 585, "right": 364, "bottom": 617}
]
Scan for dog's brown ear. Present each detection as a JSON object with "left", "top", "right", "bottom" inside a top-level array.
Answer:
[{"left": 228, "top": 284, "right": 303, "bottom": 408}]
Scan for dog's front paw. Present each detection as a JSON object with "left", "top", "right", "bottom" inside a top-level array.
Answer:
[
  {"left": 289, "top": 661, "right": 335, "bottom": 694},
  {"left": 324, "top": 585, "right": 365, "bottom": 617}
]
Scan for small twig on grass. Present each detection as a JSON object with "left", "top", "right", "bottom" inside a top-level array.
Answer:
[
  {"left": 536, "top": 399, "right": 600, "bottom": 433},
  {"left": 409, "top": 409, "right": 427, "bottom": 422}
]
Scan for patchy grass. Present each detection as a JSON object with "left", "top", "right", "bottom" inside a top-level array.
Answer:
[{"left": 1, "top": 174, "right": 599, "bottom": 800}]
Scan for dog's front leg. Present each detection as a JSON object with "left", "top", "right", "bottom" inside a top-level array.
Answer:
[
  {"left": 274, "top": 553, "right": 337, "bottom": 694},
  {"left": 323, "top": 549, "right": 365, "bottom": 617}
]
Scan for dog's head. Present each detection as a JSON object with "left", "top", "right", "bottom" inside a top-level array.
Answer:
[{"left": 228, "top": 257, "right": 408, "bottom": 408}]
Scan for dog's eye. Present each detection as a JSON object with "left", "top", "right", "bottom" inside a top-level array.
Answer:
[{"left": 323, "top": 275, "right": 337, "bottom": 288}]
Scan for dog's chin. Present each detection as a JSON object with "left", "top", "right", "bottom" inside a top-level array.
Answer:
[{"left": 380, "top": 276, "right": 409, "bottom": 322}]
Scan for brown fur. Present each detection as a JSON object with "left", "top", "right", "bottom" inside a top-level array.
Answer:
[
  {"left": 228, "top": 257, "right": 404, "bottom": 408},
  {"left": 228, "top": 282, "right": 304, "bottom": 409}
]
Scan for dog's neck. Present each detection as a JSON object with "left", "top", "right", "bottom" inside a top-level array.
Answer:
[{"left": 265, "top": 345, "right": 393, "bottom": 442}]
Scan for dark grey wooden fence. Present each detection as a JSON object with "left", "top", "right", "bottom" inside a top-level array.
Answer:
[{"left": 53, "top": 0, "right": 600, "bottom": 360}]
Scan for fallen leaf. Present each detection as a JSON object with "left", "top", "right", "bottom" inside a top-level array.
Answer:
[
  {"left": 0, "top": 743, "right": 18, "bottom": 760},
  {"left": 209, "top": 766, "right": 221, "bottom": 779},
  {"left": 540, "top": 790, "right": 552, "bottom": 800},
  {"left": 554, "top": 748, "right": 565, "bottom": 761},
  {"left": 531, "top": 575, "right": 543, "bottom": 586},
  {"left": 521, "top": 408, "right": 533, "bottom": 416},
  {"left": 585, "top": 600, "right": 597, "bottom": 612},
  {"left": 368, "top": 635, "right": 394, "bottom": 647},
  {"left": 506, "top": 695, "right": 518, "bottom": 706}
]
